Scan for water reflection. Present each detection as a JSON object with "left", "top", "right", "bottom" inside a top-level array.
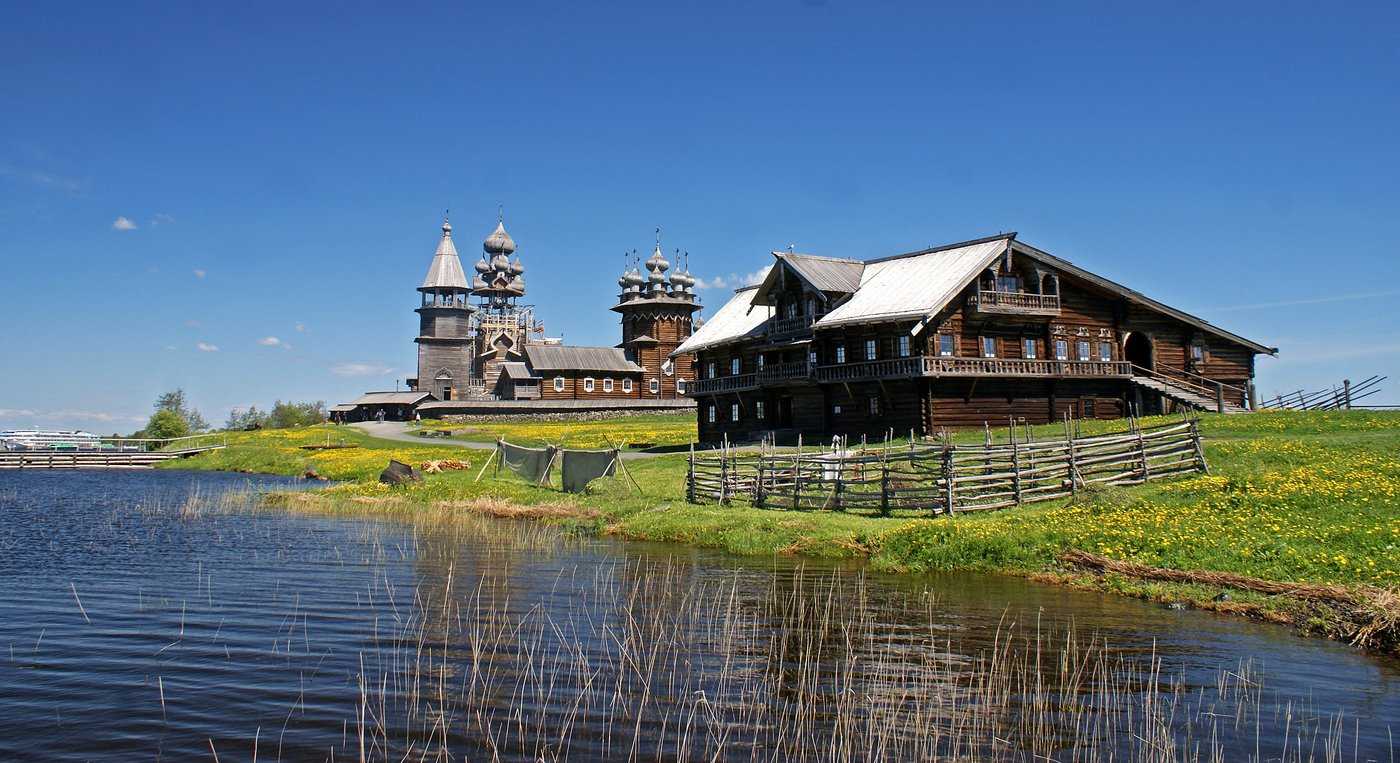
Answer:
[{"left": 0, "top": 470, "right": 1395, "bottom": 761}]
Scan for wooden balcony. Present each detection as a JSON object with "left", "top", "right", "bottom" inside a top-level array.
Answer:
[
  {"left": 688, "top": 373, "right": 759, "bottom": 395},
  {"left": 967, "top": 290, "right": 1061, "bottom": 317},
  {"left": 757, "top": 360, "right": 814, "bottom": 385},
  {"left": 766, "top": 314, "right": 815, "bottom": 341},
  {"left": 813, "top": 356, "right": 1132, "bottom": 383}
]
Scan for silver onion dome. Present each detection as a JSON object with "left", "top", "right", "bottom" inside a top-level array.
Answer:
[
  {"left": 510, "top": 256, "right": 524, "bottom": 275},
  {"left": 483, "top": 220, "right": 516, "bottom": 255},
  {"left": 472, "top": 275, "right": 489, "bottom": 290},
  {"left": 474, "top": 257, "right": 491, "bottom": 274}
]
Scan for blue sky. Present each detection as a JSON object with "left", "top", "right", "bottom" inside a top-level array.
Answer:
[{"left": 2, "top": 1, "right": 1397, "bottom": 431}]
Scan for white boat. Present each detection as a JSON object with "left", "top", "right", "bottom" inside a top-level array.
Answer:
[{"left": 0, "top": 430, "right": 104, "bottom": 451}]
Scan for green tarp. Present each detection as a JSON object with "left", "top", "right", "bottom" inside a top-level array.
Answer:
[
  {"left": 561, "top": 449, "right": 618, "bottom": 493},
  {"left": 499, "top": 442, "right": 557, "bottom": 484}
]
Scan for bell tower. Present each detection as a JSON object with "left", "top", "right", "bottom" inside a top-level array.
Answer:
[
  {"left": 414, "top": 217, "right": 475, "bottom": 400},
  {"left": 611, "top": 230, "right": 701, "bottom": 398}
]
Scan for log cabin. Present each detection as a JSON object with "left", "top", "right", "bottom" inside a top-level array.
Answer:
[{"left": 673, "top": 233, "right": 1275, "bottom": 444}]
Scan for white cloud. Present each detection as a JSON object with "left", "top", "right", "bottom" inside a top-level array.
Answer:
[
  {"left": 193, "top": 269, "right": 206, "bottom": 279},
  {"left": 695, "top": 268, "right": 769, "bottom": 291},
  {"left": 331, "top": 361, "right": 394, "bottom": 377},
  {"left": 151, "top": 213, "right": 175, "bottom": 226},
  {"left": 112, "top": 216, "right": 138, "bottom": 231},
  {"left": 258, "top": 336, "right": 282, "bottom": 346},
  {"left": 196, "top": 342, "right": 219, "bottom": 352}
]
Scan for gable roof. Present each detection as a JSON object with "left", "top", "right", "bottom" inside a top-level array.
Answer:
[
  {"left": 499, "top": 361, "right": 539, "bottom": 380},
  {"left": 524, "top": 345, "right": 644, "bottom": 373},
  {"left": 1010, "top": 241, "right": 1277, "bottom": 354},
  {"left": 752, "top": 252, "right": 864, "bottom": 305},
  {"left": 351, "top": 391, "right": 435, "bottom": 406},
  {"left": 815, "top": 236, "right": 1012, "bottom": 329},
  {"left": 671, "top": 285, "right": 771, "bottom": 357}
]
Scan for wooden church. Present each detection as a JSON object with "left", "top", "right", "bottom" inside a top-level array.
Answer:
[
  {"left": 673, "top": 233, "right": 1275, "bottom": 444},
  {"left": 406, "top": 217, "right": 700, "bottom": 408}
]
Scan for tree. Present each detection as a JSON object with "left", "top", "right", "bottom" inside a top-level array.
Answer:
[
  {"left": 155, "top": 388, "right": 208, "bottom": 432},
  {"left": 144, "top": 409, "right": 190, "bottom": 440},
  {"left": 225, "top": 405, "right": 267, "bottom": 430},
  {"left": 266, "top": 400, "right": 327, "bottom": 429}
]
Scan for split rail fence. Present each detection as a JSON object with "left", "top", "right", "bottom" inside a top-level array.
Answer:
[{"left": 686, "top": 419, "right": 1207, "bottom": 516}]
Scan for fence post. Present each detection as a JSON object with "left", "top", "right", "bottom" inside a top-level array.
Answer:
[
  {"left": 1214, "top": 382, "right": 1225, "bottom": 413},
  {"left": 792, "top": 452, "right": 803, "bottom": 511},
  {"left": 755, "top": 457, "right": 766, "bottom": 508},
  {"left": 833, "top": 465, "right": 844, "bottom": 512},
  {"left": 1011, "top": 435, "right": 1022, "bottom": 504},
  {"left": 1066, "top": 425, "right": 1079, "bottom": 496},
  {"left": 686, "top": 443, "right": 696, "bottom": 503},
  {"left": 1190, "top": 419, "right": 1210, "bottom": 475},
  {"left": 719, "top": 448, "right": 729, "bottom": 505},
  {"left": 942, "top": 447, "right": 956, "bottom": 515},
  {"left": 1343, "top": 379, "right": 1352, "bottom": 410},
  {"left": 880, "top": 459, "right": 890, "bottom": 517},
  {"left": 1136, "top": 426, "right": 1150, "bottom": 482}
]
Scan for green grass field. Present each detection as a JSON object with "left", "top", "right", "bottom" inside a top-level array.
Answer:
[
  {"left": 410, "top": 412, "right": 696, "bottom": 449},
  {"left": 169, "top": 410, "right": 1400, "bottom": 645}
]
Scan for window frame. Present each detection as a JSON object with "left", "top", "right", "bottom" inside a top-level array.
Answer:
[
  {"left": 676, "top": 378, "right": 686, "bottom": 395},
  {"left": 868, "top": 396, "right": 880, "bottom": 416},
  {"left": 1076, "top": 340, "right": 1091, "bottom": 362},
  {"left": 1055, "top": 339, "right": 1069, "bottom": 361},
  {"left": 730, "top": 402, "right": 740, "bottom": 422},
  {"left": 864, "top": 338, "right": 877, "bottom": 361},
  {"left": 730, "top": 357, "right": 741, "bottom": 375},
  {"left": 835, "top": 345, "right": 847, "bottom": 364},
  {"left": 897, "top": 335, "right": 911, "bottom": 357},
  {"left": 1023, "top": 338, "right": 1037, "bottom": 360},
  {"left": 553, "top": 376, "right": 565, "bottom": 392},
  {"left": 602, "top": 377, "right": 614, "bottom": 392},
  {"left": 649, "top": 378, "right": 660, "bottom": 394},
  {"left": 707, "top": 404, "right": 716, "bottom": 424},
  {"left": 755, "top": 399, "right": 765, "bottom": 420},
  {"left": 622, "top": 378, "right": 633, "bottom": 393},
  {"left": 938, "top": 334, "right": 955, "bottom": 357},
  {"left": 583, "top": 376, "right": 595, "bottom": 393},
  {"left": 1098, "top": 342, "right": 1113, "bottom": 362},
  {"left": 705, "top": 361, "right": 716, "bottom": 379},
  {"left": 981, "top": 336, "right": 997, "bottom": 359}
]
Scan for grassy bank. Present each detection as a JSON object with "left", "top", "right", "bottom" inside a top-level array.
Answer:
[
  {"left": 411, "top": 412, "right": 696, "bottom": 449},
  {"left": 167, "top": 410, "right": 1400, "bottom": 647}
]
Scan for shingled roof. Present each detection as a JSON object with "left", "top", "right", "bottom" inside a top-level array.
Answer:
[
  {"left": 671, "top": 284, "right": 771, "bottom": 357},
  {"left": 524, "top": 345, "right": 644, "bottom": 373}
]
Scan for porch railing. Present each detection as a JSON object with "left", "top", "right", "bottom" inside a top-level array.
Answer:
[
  {"left": 968, "top": 290, "right": 1061, "bottom": 314},
  {"left": 766, "top": 314, "right": 816, "bottom": 341},
  {"left": 813, "top": 356, "right": 1132, "bottom": 383},
  {"left": 688, "top": 373, "right": 759, "bottom": 395}
]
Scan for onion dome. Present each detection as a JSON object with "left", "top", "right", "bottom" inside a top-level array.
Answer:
[
  {"left": 510, "top": 275, "right": 525, "bottom": 292},
  {"left": 474, "top": 256, "right": 491, "bottom": 274},
  {"left": 626, "top": 266, "right": 645, "bottom": 289},
  {"left": 483, "top": 220, "right": 516, "bottom": 255},
  {"left": 617, "top": 272, "right": 629, "bottom": 289},
  {"left": 472, "top": 275, "right": 489, "bottom": 290},
  {"left": 491, "top": 252, "right": 511, "bottom": 272},
  {"left": 510, "top": 256, "right": 524, "bottom": 275},
  {"left": 644, "top": 244, "right": 670, "bottom": 274}
]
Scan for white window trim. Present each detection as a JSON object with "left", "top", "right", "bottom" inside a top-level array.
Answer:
[
  {"left": 602, "top": 377, "right": 614, "bottom": 392},
  {"left": 1077, "top": 340, "right": 1091, "bottom": 362},
  {"left": 622, "top": 378, "right": 633, "bottom": 393},
  {"left": 553, "top": 376, "right": 565, "bottom": 392},
  {"left": 1055, "top": 339, "right": 1069, "bottom": 361},
  {"left": 676, "top": 378, "right": 687, "bottom": 394},
  {"left": 583, "top": 377, "right": 595, "bottom": 392},
  {"left": 938, "top": 334, "right": 955, "bottom": 357},
  {"left": 1024, "top": 339, "right": 1037, "bottom": 360},
  {"left": 649, "top": 378, "right": 660, "bottom": 394}
]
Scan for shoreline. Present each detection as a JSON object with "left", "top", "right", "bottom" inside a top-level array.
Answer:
[{"left": 149, "top": 409, "right": 1400, "bottom": 654}]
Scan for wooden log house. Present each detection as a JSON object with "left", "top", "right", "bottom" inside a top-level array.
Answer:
[{"left": 673, "top": 233, "right": 1275, "bottom": 443}]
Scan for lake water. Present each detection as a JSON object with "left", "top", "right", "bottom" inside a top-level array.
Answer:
[{"left": 0, "top": 469, "right": 1396, "bottom": 761}]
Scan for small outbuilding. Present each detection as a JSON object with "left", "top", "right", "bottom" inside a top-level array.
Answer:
[{"left": 335, "top": 391, "right": 437, "bottom": 422}]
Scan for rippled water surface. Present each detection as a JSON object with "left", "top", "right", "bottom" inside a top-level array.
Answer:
[{"left": 0, "top": 469, "right": 1396, "bottom": 761}]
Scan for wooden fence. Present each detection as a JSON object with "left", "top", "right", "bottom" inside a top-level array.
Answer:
[{"left": 686, "top": 419, "right": 1207, "bottom": 516}]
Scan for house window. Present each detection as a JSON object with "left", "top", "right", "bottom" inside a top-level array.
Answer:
[
  {"left": 583, "top": 377, "right": 595, "bottom": 392},
  {"left": 981, "top": 337, "right": 997, "bottom": 358},
  {"left": 730, "top": 402, "right": 740, "bottom": 422},
  {"left": 1098, "top": 342, "right": 1113, "bottom": 362},
  {"left": 808, "top": 350, "right": 818, "bottom": 366},
  {"left": 1190, "top": 343, "right": 1206, "bottom": 363},
  {"left": 756, "top": 354, "right": 765, "bottom": 369},
  {"left": 649, "top": 378, "right": 660, "bottom": 394},
  {"left": 603, "top": 378, "right": 614, "bottom": 392},
  {"left": 868, "top": 396, "right": 880, "bottom": 415},
  {"left": 756, "top": 400, "right": 765, "bottom": 420},
  {"left": 1077, "top": 340, "right": 1091, "bottom": 361},
  {"left": 835, "top": 345, "right": 847, "bottom": 364},
  {"left": 1023, "top": 339, "right": 1037, "bottom": 359},
  {"left": 730, "top": 357, "right": 741, "bottom": 375},
  {"left": 897, "top": 335, "right": 911, "bottom": 357},
  {"left": 706, "top": 361, "right": 716, "bottom": 379},
  {"left": 833, "top": 404, "right": 842, "bottom": 415},
  {"left": 938, "top": 334, "right": 955, "bottom": 357},
  {"left": 865, "top": 339, "right": 877, "bottom": 360},
  {"left": 707, "top": 404, "right": 716, "bottom": 424},
  {"left": 676, "top": 378, "right": 687, "bottom": 395},
  {"left": 622, "top": 378, "right": 633, "bottom": 393},
  {"left": 784, "top": 301, "right": 798, "bottom": 319},
  {"left": 1055, "top": 339, "right": 1069, "bottom": 361},
  {"left": 553, "top": 376, "right": 565, "bottom": 392}
]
